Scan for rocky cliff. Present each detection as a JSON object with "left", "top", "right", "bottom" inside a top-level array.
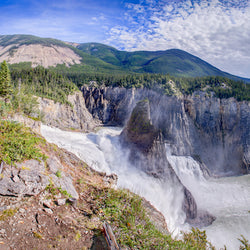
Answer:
[
  {"left": 38, "top": 91, "right": 99, "bottom": 131},
  {"left": 120, "top": 99, "right": 215, "bottom": 226},
  {"left": 82, "top": 86, "right": 250, "bottom": 176}
]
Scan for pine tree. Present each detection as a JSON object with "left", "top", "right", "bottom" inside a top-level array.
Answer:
[{"left": 0, "top": 60, "right": 12, "bottom": 97}]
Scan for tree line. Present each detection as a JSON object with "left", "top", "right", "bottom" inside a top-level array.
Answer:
[
  {"left": 11, "top": 66, "right": 78, "bottom": 105},
  {"left": 1, "top": 62, "right": 249, "bottom": 104},
  {"left": 65, "top": 72, "right": 250, "bottom": 101}
]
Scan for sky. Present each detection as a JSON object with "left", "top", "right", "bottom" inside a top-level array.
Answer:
[{"left": 0, "top": 0, "right": 249, "bottom": 78}]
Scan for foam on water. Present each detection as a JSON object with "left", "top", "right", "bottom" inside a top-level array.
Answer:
[
  {"left": 168, "top": 154, "right": 250, "bottom": 249},
  {"left": 41, "top": 125, "right": 250, "bottom": 249}
]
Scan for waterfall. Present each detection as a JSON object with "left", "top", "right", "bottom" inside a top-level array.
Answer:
[
  {"left": 41, "top": 125, "right": 250, "bottom": 249},
  {"left": 167, "top": 154, "right": 250, "bottom": 249}
]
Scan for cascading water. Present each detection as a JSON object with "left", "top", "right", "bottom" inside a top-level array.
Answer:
[
  {"left": 167, "top": 154, "right": 250, "bottom": 249},
  {"left": 41, "top": 125, "right": 250, "bottom": 249}
]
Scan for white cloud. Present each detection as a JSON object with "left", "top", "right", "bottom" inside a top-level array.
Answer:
[{"left": 107, "top": 0, "right": 250, "bottom": 78}]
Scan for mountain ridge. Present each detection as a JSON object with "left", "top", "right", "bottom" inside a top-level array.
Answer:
[
  {"left": 0, "top": 34, "right": 249, "bottom": 82},
  {"left": 77, "top": 42, "right": 250, "bottom": 82}
]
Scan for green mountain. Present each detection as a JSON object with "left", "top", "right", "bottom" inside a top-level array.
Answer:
[
  {"left": 0, "top": 35, "right": 124, "bottom": 74},
  {"left": 0, "top": 35, "right": 249, "bottom": 82},
  {"left": 77, "top": 43, "right": 250, "bottom": 82}
]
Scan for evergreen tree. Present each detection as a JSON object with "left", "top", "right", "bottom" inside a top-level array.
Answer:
[{"left": 0, "top": 60, "right": 12, "bottom": 97}]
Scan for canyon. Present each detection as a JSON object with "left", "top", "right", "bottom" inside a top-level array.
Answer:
[{"left": 81, "top": 86, "right": 250, "bottom": 177}]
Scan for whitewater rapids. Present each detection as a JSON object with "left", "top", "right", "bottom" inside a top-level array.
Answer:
[{"left": 41, "top": 125, "right": 250, "bottom": 250}]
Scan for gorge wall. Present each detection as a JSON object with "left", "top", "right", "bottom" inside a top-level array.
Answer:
[
  {"left": 119, "top": 99, "right": 215, "bottom": 226},
  {"left": 38, "top": 91, "right": 99, "bottom": 132},
  {"left": 82, "top": 86, "right": 250, "bottom": 176}
]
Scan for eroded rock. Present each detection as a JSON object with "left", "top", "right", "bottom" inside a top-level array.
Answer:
[
  {"left": 0, "top": 160, "right": 49, "bottom": 196},
  {"left": 120, "top": 99, "right": 215, "bottom": 226},
  {"left": 0, "top": 158, "right": 79, "bottom": 200},
  {"left": 38, "top": 91, "right": 98, "bottom": 132}
]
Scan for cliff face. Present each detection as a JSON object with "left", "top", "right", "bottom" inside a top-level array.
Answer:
[
  {"left": 81, "top": 86, "right": 138, "bottom": 126},
  {"left": 120, "top": 99, "right": 215, "bottom": 226},
  {"left": 183, "top": 95, "right": 250, "bottom": 175},
  {"left": 82, "top": 86, "right": 250, "bottom": 176},
  {"left": 38, "top": 91, "right": 99, "bottom": 131}
]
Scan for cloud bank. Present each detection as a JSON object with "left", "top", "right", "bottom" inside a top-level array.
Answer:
[{"left": 107, "top": 0, "right": 250, "bottom": 78}]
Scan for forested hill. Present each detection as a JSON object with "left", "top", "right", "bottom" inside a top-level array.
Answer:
[
  {"left": 0, "top": 34, "right": 249, "bottom": 82},
  {"left": 77, "top": 43, "right": 250, "bottom": 83}
]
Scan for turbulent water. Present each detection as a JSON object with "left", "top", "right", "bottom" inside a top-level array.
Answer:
[{"left": 41, "top": 125, "right": 250, "bottom": 250}]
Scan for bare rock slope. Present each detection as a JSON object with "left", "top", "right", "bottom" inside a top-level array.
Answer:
[{"left": 0, "top": 44, "right": 81, "bottom": 68}]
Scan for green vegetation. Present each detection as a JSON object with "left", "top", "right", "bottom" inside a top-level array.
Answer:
[
  {"left": 55, "top": 170, "right": 62, "bottom": 178},
  {"left": 0, "top": 61, "right": 41, "bottom": 118},
  {"left": 12, "top": 89, "right": 40, "bottom": 116},
  {"left": 94, "top": 188, "right": 216, "bottom": 249},
  {"left": 0, "top": 99, "right": 12, "bottom": 118},
  {"left": 45, "top": 180, "right": 72, "bottom": 198},
  {"left": 9, "top": 64, "right": 249, "bottom": 102},
  {"left": 74, "top": 231, "right": 81, "bottom": 242},
  {"left": 33, "top": 231, "right": 44, "bottom": 239},
  {"left": 0, "top": 208, "right": 18, "bottom": 221},
  {"left": 65, "top": 72, "right": 250, "bottom": 101},
  {"left": 77, "top": 43, "right": 250, "bottom": 82},
  {"left": 0, "top": 60, "right": 12, "bottom": 98},
  {"left": 238, "top": 235, "right": 250, "bottom": 250},
  {"left": 175, "top": 75, "right": 250, "bottom": 101},
  {"left": 2, "top": 35, "right": 249, "bottom": 82},
  {"left": 0, "top": 120, "right": 46, "bottom": 164},
  {"left": 0, "top": 34, "right": 248, "bottom": 102},
  {"left": 11, "top": 66, "right": 78, "bottom": 105}
]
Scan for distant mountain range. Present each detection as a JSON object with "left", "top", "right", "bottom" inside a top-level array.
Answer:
[{"left": 0, "top": 34, "right": 249, "bottom": 82}]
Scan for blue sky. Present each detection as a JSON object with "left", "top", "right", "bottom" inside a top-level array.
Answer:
[{"left": 0, "top": 0, "right": 250, "bottom": 78}]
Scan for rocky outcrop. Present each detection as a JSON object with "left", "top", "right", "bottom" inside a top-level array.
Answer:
[
  {"left": 38, "top": 91, "right": 98, "bottom": 132},
  {"left": 82, "top": 86, "right": 138, "bottom": 126},
  {"left": 120, "top": 99, "right": 215, "bottom": 226},
  {"left": 82, "top": 86, "right": 250, "bottom": 176},
  {"left": 141, "top": 198, "right": 169, "bottom": 234},
  {"left": 0, "top": 160, "right": 49, "bottom": 196},
  {"left": 0, "top": 158, "right": 78, "bottom": 199}
]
